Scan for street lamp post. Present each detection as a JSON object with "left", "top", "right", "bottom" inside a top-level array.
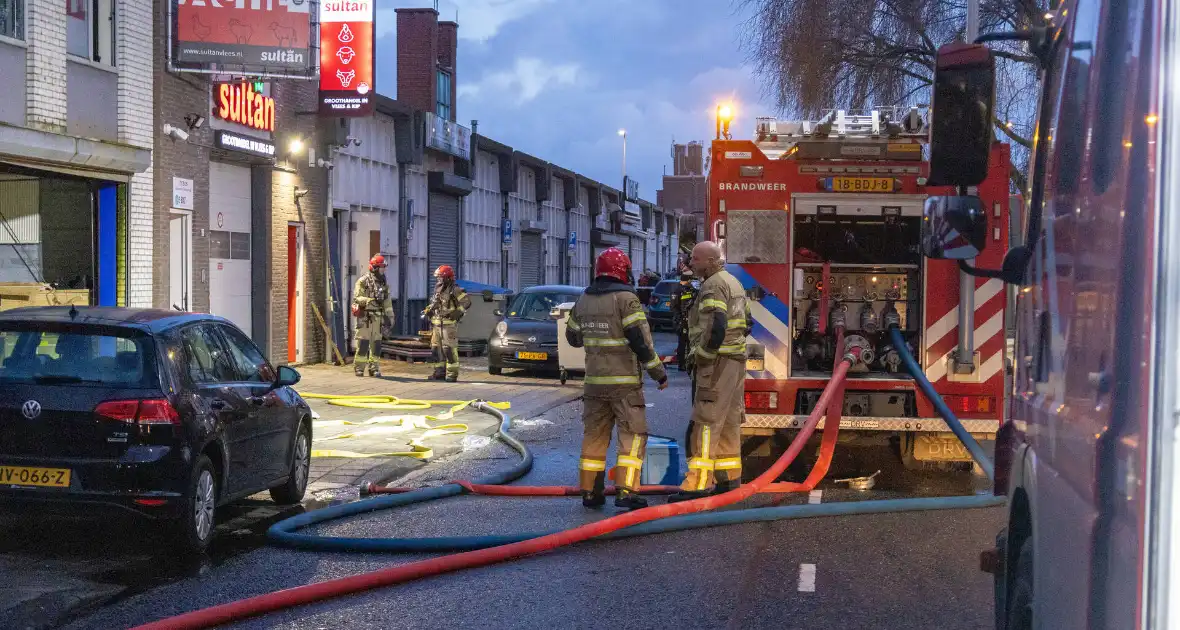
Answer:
[{"left": 617, "top": 129, "right": 627, "bottom": 192}]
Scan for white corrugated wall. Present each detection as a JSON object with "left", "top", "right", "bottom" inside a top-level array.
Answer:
[
  {"left": 465, "top": 149, "right": 502, "bottom": 286},
  {"left": 404, "top": 164, "right": 430, "bottom": 302},
  {"left": 572, "top": 186, "right": 592, "bottom": 286},
  {"left": 543, "top": 176, "right": 564, "bottom": 284}
]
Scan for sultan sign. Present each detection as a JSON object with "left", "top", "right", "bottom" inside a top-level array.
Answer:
[
  {"left": 173, "top": 0, "right": 313, "bottom": 74},
  {"left": 214, "top": 82, "right": 276, "bottom": 133},
  {"left": 318, "top": 0, "right": 374, "bottom": 116}
]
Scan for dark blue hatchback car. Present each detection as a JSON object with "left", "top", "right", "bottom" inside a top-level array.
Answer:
[{"left": 0, "top": 307, "right": 312, "bottom": 554}]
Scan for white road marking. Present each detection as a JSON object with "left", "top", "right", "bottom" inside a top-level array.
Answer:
[
  {"left": 808, "top": 490, "right": 822, "bottom": 504},
  {"left": 798, "top": 563, "right": 817, "bottom": 592}
]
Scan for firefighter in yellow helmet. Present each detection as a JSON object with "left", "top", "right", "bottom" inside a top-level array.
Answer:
[
  {"left": 669, "top": 240, "right": 749, "bottom": 502},
  {"left": 351, "top": 254, "right": 394, "bottom": 377},
  {"left": 424, "top": 265, "right": 471, "bottom": 382},
  {"left": 566, "top": 247, "right": 667, "bottom": 510}
]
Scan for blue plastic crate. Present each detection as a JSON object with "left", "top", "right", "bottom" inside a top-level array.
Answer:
[{"left": 641, "top": 436, "right": 682, "bottom": 486}]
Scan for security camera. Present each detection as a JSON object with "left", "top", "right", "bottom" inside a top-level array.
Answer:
[
  {"left": 346, "top": 136, "right": 362, "bottom": 147},
  {"left": 162, "top": 124, "right": 189, "bottom": 142},
  {"left": 184, "top": 113, "right": 205, "bottom": 130}
]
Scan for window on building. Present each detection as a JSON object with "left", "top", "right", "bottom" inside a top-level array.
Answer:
[
  {"left": 436, "top": 70, "right": 452, "bottom": 121},
  {"left": 0, "top": 0, "right": 23, "bottom": 40},
  {"left": 66, "top": 0, "right": 115, "bottom": 65}
]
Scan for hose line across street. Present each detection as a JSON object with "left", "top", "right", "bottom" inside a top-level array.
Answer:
[{"left": 133, "top": 326, "right": 1003, "bottom": 629}]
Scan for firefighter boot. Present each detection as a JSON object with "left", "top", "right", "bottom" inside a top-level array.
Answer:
[
  {"left": 445, "top": 374, "right": 458, "bottom": 383},
  {"left": 354, "top": 360, "right": 366, "bottom": 377},
  {"left": 614, "top": 489, "right": 648, "bottom": 510},
  {"left": 429, "top": 367, "right": 446, "bottom": 381},
  {"left": 667, "top": 489, "right": 713, "bottom": 504},
  {"left": 582, "top": 474, "right": 606, "bottom": 508},
  {"left": 368, "top": 362, "right": 382, "bottom": 378},
  {"left": 714, "top": 479, "right": 741, "bottom": 495}
]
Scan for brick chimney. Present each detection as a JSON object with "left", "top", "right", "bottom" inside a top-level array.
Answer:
[
  {"left": 437, "top": 21, "right": 458, "bottom": 122},
  {"left": 395, "top": 8, "right": 439, "bottom": 114}
]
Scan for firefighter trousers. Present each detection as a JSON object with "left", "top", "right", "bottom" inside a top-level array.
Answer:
[
  {"left": 430, "top": 323, "right": 460, "bottom": 378},
  {"left": 579, "top": 391, "right": 649, "bottom": 493},
  {"left": 681, "top": 355, "right": 745, "bottom": 492},
  {"left": 355, "top": 315, "right": 383, "bottom": 374}
]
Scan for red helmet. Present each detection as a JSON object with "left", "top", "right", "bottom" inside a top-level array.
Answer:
[
  {"left": 434, "top": 265, "right": 455, "bottom": 281},
  {"left": 369, "top": 254, "right": 386, "bottom": 270},
  {"left": 594, "top": 248, "right": 631, "bottom": 283}
]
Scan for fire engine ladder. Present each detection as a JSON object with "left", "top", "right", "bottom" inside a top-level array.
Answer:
[{"left": 753, "top": 106, "right": 929, "bottom": 160}]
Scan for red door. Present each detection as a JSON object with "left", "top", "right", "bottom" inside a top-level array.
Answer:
[{"left": 287, "top": 226, "right": 298, "bottom": 363}]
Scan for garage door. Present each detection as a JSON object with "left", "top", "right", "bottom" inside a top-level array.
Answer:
[
  {"left": 520, "top": 232, "right": 543, "bottom": 288},
  {"left": 428, "top": 193, "right": 460, "bottom": 275},
  {"left": 208, "top": 162, "right": 253, "bottom": 337}
]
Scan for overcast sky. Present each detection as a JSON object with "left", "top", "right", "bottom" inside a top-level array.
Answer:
[{"left": 375, "top": 0, "right": 773, "bottom": 202}]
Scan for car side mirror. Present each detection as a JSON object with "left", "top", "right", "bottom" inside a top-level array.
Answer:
[
  {"left": 494, "top": 309, "right": 504, "bottom": 317},
  {"left": 921, "top": 195, "right": 988, "bottom": 260},
  {"left": 273, "top": 365, "right": 300, "bottom": 389},
  {"left": 928, "top": 43, "right": 996, "bottom": 187}
]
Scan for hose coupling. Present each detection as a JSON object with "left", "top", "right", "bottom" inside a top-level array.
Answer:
[{"left": 843, "top": 334, "right": 874, "bottom": 366}]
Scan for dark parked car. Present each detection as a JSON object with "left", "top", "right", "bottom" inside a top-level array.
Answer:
[
  {"left": 646, "top": 280, "right": 678, "bottom": 331},
  {"left": 0, "top": 307, "right": 312, "bottom": 554},
  {"left": 488, "top": 285, "right": 584, "bottom": 375}
]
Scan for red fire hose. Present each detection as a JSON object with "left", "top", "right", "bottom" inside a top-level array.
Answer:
[{"left": 132, "top": 358, "right": 856, "bottom": 630}]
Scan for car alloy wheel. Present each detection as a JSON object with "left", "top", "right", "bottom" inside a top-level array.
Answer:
[
  {"left": 293, "top": 433, "right": 310, "bottom": 494},
  {"left": 194, "top": 468, "right": 216, "bottom": 543}
]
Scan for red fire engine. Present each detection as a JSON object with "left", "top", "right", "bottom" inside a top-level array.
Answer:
[{"left": 706, "top": 106, "right": 1013, "bottom": 475}]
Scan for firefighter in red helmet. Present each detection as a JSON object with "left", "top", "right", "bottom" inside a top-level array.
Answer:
[
  {"left": 565, "top": 247, "right": 667, "bottom": 510},
  {"left": 351, "top": 254, "right": 394, "bottom": 377},
  {"left": 424, "top": 264, "right": 471, "bottom": 382}
]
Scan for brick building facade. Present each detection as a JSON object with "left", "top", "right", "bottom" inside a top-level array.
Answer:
[
  {"left": 151, "top": 0, "right": 329, "bottom": 365},
  {"left": 0, "top": 0, "right": 153, "bottom": 309}
]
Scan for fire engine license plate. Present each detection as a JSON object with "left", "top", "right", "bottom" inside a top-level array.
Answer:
[
  {"left": 0, "top": 466, "right": 71, "bottom": 488},
  {"left": 746, "top": 358, "right": 765, "bottom": 371},
  {"left": 831, "top": 177, "right": 894, "bottom": 193},
  {"left": 913, "top": 433, "right": 990, "bottom": 462},
  {"left": 516, "top": 352, "right": 548, "bottom": 361}
]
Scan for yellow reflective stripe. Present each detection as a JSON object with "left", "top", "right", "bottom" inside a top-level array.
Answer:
[
  {"left": 687, "top": 458, "right": 715, "bottom": 470},
  {"left": 584, "top": 338, "right": 627, "bottom": 347},
  {"left": 644, "top": 357, "right": 662, "bottom": 370},
  {"left": 714, "top": 457, "right": 743, "bottom": 471},
  {"left": 585, "top": 375, "right": 641, "bottom": 385},
  {"left": 727, "top": 318, "right": 747, "bottom": 329},
  {"left": 579, "top": 459, "right": 607, "bottom": 472},
  {"left": 624, "top": 440, "right": 642, "bottom": 487},
  {"left": 622, "top": 311, "right": 647, "bottom": 327},
  {"left": 719, "top": 343, "right": 746, "bottom": 355},
  {"left": 679, "top": 294, "right": 692, "bottom": 300},
  {"left": 698, "top": 425, "right": 712, "bottom": 490},
  {"left": 431, "top": 319, "right": 457, "bottom": 325},
  {"left": 700, "top": 298, "right": 727, "bottom": 311}
]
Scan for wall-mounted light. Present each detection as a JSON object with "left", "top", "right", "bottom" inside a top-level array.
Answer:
[
  {"left": 184, "top": 113, "right": 205, "bottom": 130},
  {"left": 289, "top": 138, "right": 305, "bottom": 154},
  {"left": 294, "top": 188, "right": 309, "bottom": 202}
]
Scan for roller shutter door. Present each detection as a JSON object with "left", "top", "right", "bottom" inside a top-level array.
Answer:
[
  {"left": 428, "top": 193, "right": 460, "bottom": 274},
  {"left": 520, "top": 232, "right": 543, "bottom": 287}
]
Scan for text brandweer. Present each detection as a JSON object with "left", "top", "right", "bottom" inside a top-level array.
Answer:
[{"left": 716, "top": 182, "right": 788, "bottom": 191}]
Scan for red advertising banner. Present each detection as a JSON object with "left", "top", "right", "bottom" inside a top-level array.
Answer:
[
  {"left": 174, "top": 0, "right": 313, "bottom": 72},
  {"left": 319, "top": 0, "right": 374, "bottom": 116}
]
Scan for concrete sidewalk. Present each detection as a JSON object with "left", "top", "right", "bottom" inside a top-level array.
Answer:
[{"left": 294, "top": 358, "right": 583, "bottom": 496}]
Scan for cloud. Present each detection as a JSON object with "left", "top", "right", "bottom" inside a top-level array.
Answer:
[
  {"left": 460, "top": 57, "right": 584, "bottom": 105},
  {"left": 375, "top": 0, "right": 552, "bottom": 41}
]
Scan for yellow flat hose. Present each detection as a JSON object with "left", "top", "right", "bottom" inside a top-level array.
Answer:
[{"left": 297, "top": 392, "right": 510, "bottom": 460}]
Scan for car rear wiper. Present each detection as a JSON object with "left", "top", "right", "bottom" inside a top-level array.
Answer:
[{"left": 32, "top": 375, "right": 102, "bottom": 384}]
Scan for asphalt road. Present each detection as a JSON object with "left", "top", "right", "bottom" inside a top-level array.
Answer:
[{"left": 65, "top": 332, "right": 1003, "bottom": 630}]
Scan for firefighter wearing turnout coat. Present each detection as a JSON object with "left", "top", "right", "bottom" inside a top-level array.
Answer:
[
  {"left": 352, "top": 254, "right": 395, "bottom": 377},
  {"left": 669, "top": 241, "right": 749, "bottom": 503},
  {"left": 566, "top": 247, "right": 668, "bottom": 511},
  {"left": 424, "top": 265, "right": 472, "bottom": 382}
]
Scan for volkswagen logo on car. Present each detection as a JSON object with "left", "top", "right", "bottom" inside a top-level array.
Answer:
[
  {"left": 21, "top": 400, "right": 41, "bottom": 420},
  {"left": 528, "top": 336, "right": 537, "bottom": 343}
]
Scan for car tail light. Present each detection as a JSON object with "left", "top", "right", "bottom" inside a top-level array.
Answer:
[
  {"left": 941, "top": 395, "right": 995, "bottom": 417},
  {"left": 744, "top": 391, "right": 778, "bottom": 411},
  {"left": 96, "top": 399, "right": 181, "bottom": 426}
]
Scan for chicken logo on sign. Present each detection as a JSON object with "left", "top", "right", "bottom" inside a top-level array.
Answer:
[
  {"left": 336, "top": 46, "right": 355, "bottom": 64},
  {"left": 336, "top": 69, "right": 356, "bottom": 88},
  {"left": 337, "top": 23, "right": 354, "bottom": 42}
]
